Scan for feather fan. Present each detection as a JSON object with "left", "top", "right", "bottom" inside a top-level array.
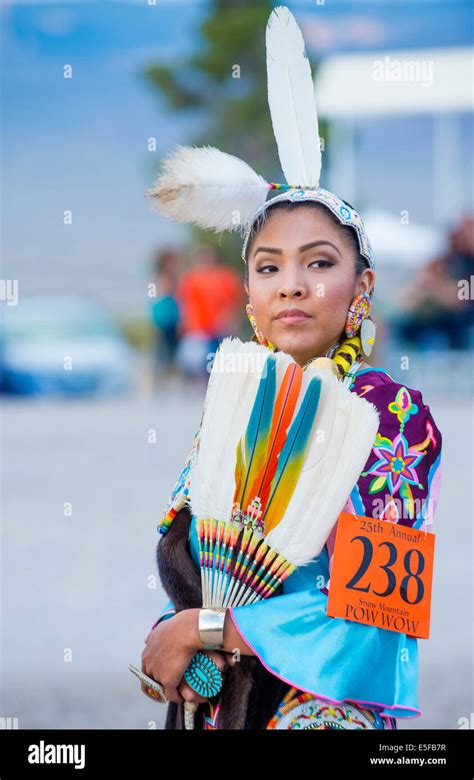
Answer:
[{"left": 189, "top": 338, "right": 380, "bottom": 608}]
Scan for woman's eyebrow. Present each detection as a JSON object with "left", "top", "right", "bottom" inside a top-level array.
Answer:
[
  {"left": 299, "top": 240, "right": 342, "bottom": 257},
  {"left": 254, "top": 240, "right": 342, "bottom": 258},
  {"left": 254, "top": 246, "right": 282, "bottom": 256}
]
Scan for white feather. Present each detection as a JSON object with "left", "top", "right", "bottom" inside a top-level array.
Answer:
[
  {"left": 266, "top": 366, "right": 380, "bottom": 565},
  {"left": 190, "top": 337, "right": 265, "bottom": 522},
  {"left": 190, "top": 338, "right": 294, "bottom": 522},
  {"left": 266, "top": 6, "right": 322, "bottom": 187},
  {"left": 147, "top": 145, "right": 269, "bottom": 233}
]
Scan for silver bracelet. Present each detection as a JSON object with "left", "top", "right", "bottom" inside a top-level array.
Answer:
[{"left": 198, "top": 607, "right": 227, "bottom": 649}]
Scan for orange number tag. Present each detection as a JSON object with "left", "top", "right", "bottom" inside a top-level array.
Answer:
[{"left": 326, "top": 512, "right": 435, "bottom": 639}]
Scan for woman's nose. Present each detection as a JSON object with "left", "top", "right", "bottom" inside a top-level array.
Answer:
[{"left": 277, "top": 274, "right": 307, "bottom": 298}]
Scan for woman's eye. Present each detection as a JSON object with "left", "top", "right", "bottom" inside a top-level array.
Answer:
[
  {"left": 256, "top": 260, "right": 334, "bottom": 273},
  {"left": 309, "top": 259, "right": 333, "bottom": 269}
]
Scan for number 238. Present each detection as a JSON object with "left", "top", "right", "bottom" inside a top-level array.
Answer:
[{"left": 346, "top": 535, "right": 425, "bottom": 605}]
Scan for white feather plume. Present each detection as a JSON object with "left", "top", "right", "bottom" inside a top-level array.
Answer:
[
  {"left": 266, "top": 6, "right": 322, "bottom": 187},
  {"left": 147, "top": 145, "right": 269, "bottom": 232}
]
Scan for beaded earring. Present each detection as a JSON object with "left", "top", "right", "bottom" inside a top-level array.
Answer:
[
  {"left": 344, "top": 291, "right": 371, "bottom": 337},
  {"left": 246, "top": 302, "right": 276, "bottom": 350},
  {"left": 344, "top": 291, "right": 376, "bottom": 358}
]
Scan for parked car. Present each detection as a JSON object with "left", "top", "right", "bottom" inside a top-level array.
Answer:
[{"left": 0, "top": 297, "right": 137, "bottom": 396}]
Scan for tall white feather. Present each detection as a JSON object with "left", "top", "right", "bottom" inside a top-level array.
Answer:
[
  {"left": 266, "top": 6, "right": 322, "bottom": 187},
  {"left": 265, "top": 366, "right": 380, "bottom": 565},
  {"left": 147, "top": 145, "right": 269, "bottom": 232},
  {"left": 190, "top": 338, "right": 295, "bottom": 522}
]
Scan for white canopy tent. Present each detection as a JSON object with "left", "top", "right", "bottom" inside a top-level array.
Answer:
[
  {"left": 358, "top": 208, "right": 446, "bottom": 316},
  {"left": 363, "top": 207, "right": 445, "bottom": 267},
  {"left": 314, "top": 46, "right": 473, "bottom": 239},
  {"left": 315, "top": 47, "right": 473, "bottom": 118}
]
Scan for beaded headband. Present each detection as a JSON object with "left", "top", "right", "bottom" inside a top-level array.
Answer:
[{"left": 241, "top": 187, "right": 375, "bottom": 270}]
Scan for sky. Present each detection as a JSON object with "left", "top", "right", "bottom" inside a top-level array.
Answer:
[{"left": 1, "top": 0, "right": 473, "bottom": 315}]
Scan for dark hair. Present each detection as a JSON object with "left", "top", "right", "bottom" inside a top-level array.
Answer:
[
  {"left": 244, "top": 200, "right": 368, "bottom": 284},
  {"left": 153, "top": 246, "right": 182, "bottom": 275}
]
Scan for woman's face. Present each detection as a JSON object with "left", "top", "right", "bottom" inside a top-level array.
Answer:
[{"left": 244, "top": 206, "right": 375, "bottom": 366}]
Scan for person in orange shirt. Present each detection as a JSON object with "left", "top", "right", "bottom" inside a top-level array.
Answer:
[{"left": 176, "top": 245, "right": 245, "bottom": 377}]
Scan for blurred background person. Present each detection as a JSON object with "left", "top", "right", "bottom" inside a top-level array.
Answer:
[
  {"left": 175, "top": 245, "right": 245, "bottom": 381},
  {"left": 149, "top": 247, "right": 184, "bottom": 384},
  {"left": 393, "top": 215, "right": 474, "bottom": 350}
]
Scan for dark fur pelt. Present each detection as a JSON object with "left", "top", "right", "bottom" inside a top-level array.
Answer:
[{"left": 156, "top": 506, "right": 291, "bottom": 729}]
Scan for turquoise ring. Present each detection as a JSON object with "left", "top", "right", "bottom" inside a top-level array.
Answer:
[{"left": 184, "top": 652, "right": 223, "bottom": 698}]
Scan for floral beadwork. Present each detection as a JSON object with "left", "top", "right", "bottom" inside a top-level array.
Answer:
[
  {"left": 387, "top": 386, "right": 419, "bottom": 429},
  {"left": 203, "top": 688, "right": 395, "bottom": 730},
  {"left": 266, "top": 688, "right": 395, "bottom": 730},
  {"left": 355, "top": 380, "right": 440, "bottom": 525},
  {"left": 366, "top": 431, "right": 426, "bottom": 497}
]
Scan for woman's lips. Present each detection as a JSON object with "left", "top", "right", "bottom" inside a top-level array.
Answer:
[{"left": 275, "top": 312, "right": 312, "bottom": 324}]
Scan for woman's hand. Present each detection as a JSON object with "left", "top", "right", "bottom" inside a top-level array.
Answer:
[{"left": 141, "top": 609, "right": 230, "bottom": 704}]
